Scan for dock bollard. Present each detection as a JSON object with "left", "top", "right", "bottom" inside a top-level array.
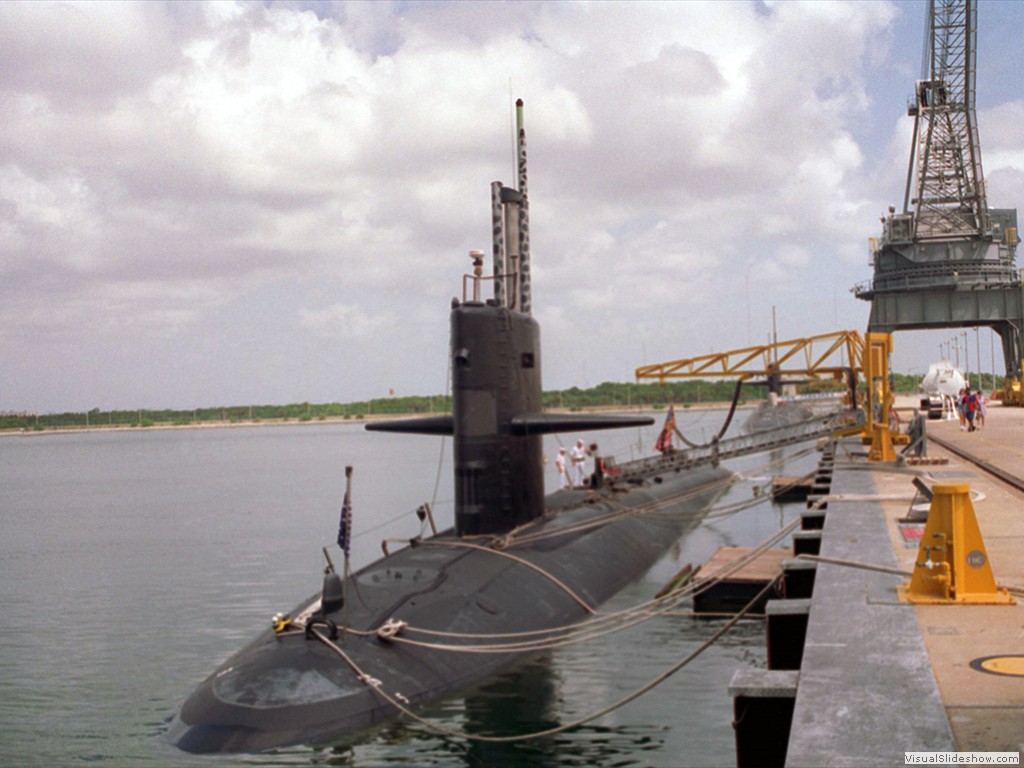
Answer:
[{"left": 898, "top": 483, "right": 1015, "bottom": 605}]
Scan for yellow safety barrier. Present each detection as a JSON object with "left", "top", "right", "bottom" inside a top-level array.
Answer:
[{"left": 899, "top": 483, "right": 1015, "bottom": 605}]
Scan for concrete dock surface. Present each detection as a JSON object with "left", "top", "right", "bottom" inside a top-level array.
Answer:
[
  {"left": 783, "top": 402, "right": 1024, "bottom": 766},
  {"left": 904, "top": 406, "right": 1024, "bottom": 754}
]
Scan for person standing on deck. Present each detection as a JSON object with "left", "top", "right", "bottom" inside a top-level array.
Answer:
[
  {"left": 555, "top": 448, "right": 570, "bottom": 489},
  {"left": 589, "top": 443, "right": 604, "bottom": 489},
  {"left": 570, "top": 439, "right": 588, "bottom": 488}
]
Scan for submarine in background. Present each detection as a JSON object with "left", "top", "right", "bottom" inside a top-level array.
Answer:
[{"left": 167, "top": 100, "right": 734, "bottom": 754}]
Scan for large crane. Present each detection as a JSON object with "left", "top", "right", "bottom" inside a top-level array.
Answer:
[
  {"left": 855, "top": 0, "right": 1022, "bottom": 402},
  {"left": 904, "top": 0, "right": 989, "bottom": 242}
]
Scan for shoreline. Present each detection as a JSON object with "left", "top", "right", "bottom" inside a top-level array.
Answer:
[
  {"left": 10, "top": 396, "right": 952, "bottom": 439},
  {"left": 0, "top": 402, "right": 750, "bottom": 438}
]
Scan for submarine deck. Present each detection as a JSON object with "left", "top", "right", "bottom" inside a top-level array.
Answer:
[{"left": 780, "top": 401, "right": 1024, "bottom": 765}]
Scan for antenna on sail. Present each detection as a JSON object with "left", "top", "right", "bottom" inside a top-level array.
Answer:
[
  {"left": 491, "top": 98, "right": 531, "bottom": 315},
  {"left": 509, "top": 79, "right": 516, "bottom": 183}
]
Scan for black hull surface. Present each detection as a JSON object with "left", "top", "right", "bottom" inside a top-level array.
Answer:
[{"left": 167, "top": 463, "right": 731, "bottom": 753}]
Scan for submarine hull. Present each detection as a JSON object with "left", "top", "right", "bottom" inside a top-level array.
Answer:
[
  {"left": 167, "top": 463, "right": 731, "bottom": 754},
  {"left": 168, "top": 99, "right": 738, "bottom": 754}
]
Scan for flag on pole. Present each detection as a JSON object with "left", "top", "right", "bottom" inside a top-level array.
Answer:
[
  {"left": 337, "top": 495, "right": 352, "bottom": 557},
  {"left": 655, "top": 404, "right": 676, "bottom": 453},
  {"left": 337, "top": 466, "right": 354, "bottom": 558}
]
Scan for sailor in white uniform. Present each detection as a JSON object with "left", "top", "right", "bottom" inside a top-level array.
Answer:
[
  {"left": 570, "top": 440, "right": 588, "bottom": 488},
  {"left": 555, "top": 448, "right": 570, "bottom": 489}
]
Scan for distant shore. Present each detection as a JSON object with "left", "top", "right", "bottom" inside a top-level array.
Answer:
[
  {"left": 0, "top": 402, "right": 749, "bottom": 438},
  {"left": 5, "top": 395, "right": 944, "bottom": 439}
]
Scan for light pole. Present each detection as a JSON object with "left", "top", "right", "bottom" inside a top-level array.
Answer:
[
  {"left": 990, "top": 330, "right": 996, "bottom": 393},
  {"left": 962, "top": 331, "right": 969, "bottom": 385},
  {"left": 975, "top": 327, "right": 981, "bottom": 390}
]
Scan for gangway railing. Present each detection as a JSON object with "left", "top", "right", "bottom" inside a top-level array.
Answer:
[{"left": 605, "top": 409, "right": 865, "bottom": 483}]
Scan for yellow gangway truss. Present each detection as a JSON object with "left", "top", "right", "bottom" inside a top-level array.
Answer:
[
  {"left": 635, "top": 330, "right": 901, "bottom": 457},
  {"left": 635, "top": 330, "right": 865, "bottom": 385}
]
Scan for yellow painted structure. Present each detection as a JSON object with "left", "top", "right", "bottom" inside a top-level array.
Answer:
[
  {"left": 973, "top": 656, "right": 1024, "bottom": 677},
  {"left": 899, "top": 483, "right": 1015, "bottom": 605},
  {"left": 634, "top": 329, "right": 910, "bottom": 461},
  {"left": 634, "top": 330, "right": 865, "bottom": 384},
  {"left": 863, "top": 332, "right": 897, "bottom": 462},
  {"left": 1000, "top": 364, "right": 1024, "bottom": 407}
]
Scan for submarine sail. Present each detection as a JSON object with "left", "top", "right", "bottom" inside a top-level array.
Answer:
[{"left": 167, "top": 101, "right": 734, "bottom": 754}]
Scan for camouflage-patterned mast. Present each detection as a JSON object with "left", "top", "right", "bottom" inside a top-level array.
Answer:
[
  {"left": 516, "top": 98, "right": 531, "bottom": 315},
  {"left": 490, "top": 180, "right": 506, "bottom": 308},
  {"left": 490, "top": 99, "right": 530, "bottom": 312}
]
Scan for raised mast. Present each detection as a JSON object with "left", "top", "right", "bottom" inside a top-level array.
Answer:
[
  {"left": 491, "top": 99, "right": 531, "bottom": 314},
  {"left": 516, "top": 98, "right": 531, "bottom": 315}
]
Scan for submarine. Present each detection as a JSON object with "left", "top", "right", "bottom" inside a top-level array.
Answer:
[{"left": 167, "top": 100, "right": 735, "bottom": 754}]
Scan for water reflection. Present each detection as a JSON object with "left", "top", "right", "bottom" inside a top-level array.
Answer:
[{"left": 317, "top": 651, "right": 670, "bottom": 768}]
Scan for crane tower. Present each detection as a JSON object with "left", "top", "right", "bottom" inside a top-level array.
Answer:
[{"left": 855, "top": 0, "right": 1022, "bottom": 396}]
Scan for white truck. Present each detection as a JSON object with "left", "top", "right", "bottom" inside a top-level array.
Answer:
[{"left": 920, "top": 360, "right": 965, "bottom": 420}]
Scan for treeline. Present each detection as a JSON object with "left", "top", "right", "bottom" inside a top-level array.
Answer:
[
  {"left": 1, "top": 372, "right": 1004, "bottom": 432},
  {"left": 0, "top": 395, "right": 454, "bottom": 431}
]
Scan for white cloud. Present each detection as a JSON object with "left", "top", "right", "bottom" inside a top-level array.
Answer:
[
  {"left": 1, "top": 0, "right": 1020, "bottom": 411},
  {"left": 297, "top": 302, "right": 392, "bottom": 338}
]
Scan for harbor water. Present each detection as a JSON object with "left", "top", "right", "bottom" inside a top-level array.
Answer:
[{"left": 0, "top": 408, "right": 817, "bottom": 767}]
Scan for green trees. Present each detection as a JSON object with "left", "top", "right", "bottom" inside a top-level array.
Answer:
[{"left": 1, "top": 372, "right": 1004, "bottom": 432}]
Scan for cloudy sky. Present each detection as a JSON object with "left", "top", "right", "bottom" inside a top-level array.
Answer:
[{"left": 3, "top": 0, "right": 1022, "bottom": 414}]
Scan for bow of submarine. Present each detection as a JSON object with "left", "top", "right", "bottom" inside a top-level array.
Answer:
[{"left": 167, "top": 463, "right": 731, "bottom": 754}]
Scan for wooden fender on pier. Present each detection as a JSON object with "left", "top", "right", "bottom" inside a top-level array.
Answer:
[{"left": 899, "top": 483, "right": 1015, "bottom": 605}]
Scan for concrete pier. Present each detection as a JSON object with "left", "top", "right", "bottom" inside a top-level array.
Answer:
[{"left": 732, "top": 403, "right": 1024, "bottom": 765}]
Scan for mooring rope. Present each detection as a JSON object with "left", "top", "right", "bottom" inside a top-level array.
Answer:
[
  {"left": 309, "top": 577, "right": 777, "bottom": 745},
  {"left": 316, "top": 446, "right": 813, "bottom": 644},
  {"left": 419, "top": 539, "right": 596, "bottom": 614},
  {"left": 795, "top": 553, "right": 1024, "bottom": 597},
  {"left": 385, "top": 518, "right": 800, "bottom": 653},
  {"left": 511, "top": 443, "right": 817, "bottom": 547}
]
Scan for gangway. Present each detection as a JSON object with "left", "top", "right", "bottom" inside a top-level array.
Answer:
[
  {"left": 635, "top": 330, "right": 900, "bottom": 462},
  {"left": 605, "top": 409, "right": 866, "bottom": 484}
]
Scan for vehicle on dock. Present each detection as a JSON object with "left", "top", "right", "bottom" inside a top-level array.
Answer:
[{"left": 919, "top": 360, "right": 964, "bottom": 419}]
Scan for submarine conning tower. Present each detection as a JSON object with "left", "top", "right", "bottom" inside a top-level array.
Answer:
[
  {"left": 367, "top": 99, "right": 652, "bottom": 536},
  {"left": 450, "top": 301, "right": 543, "bottom": 535},
  {"left": 452, "top": 96, "right": 540, "bottom": 536}
]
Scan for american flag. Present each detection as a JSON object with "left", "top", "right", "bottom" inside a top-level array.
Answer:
[
  {"left": 655, "top": 404, "right": 676, "bottom": 453},
  {"left": 337, "top": 492, "right": 352, "bottom": 558}
]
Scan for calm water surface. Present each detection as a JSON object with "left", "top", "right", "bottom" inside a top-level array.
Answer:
[{"left": 0, "top": 410, "right": 815, "bottom": 767}]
